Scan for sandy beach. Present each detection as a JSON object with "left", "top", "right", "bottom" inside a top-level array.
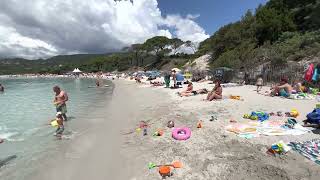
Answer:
[{"left": 18, "top": 79, "right": 320, "bottom": 180}]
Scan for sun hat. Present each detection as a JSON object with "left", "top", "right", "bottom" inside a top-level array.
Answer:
[{"left": 56, "top": 112, "right": 62, "bottom": 116}]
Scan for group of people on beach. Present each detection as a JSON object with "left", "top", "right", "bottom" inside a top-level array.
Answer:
[
  {"left": 255, "top": 63, "right": 320, "bottom": 98},
  {"left": 178, "top": 80, "right": 223, "bottom": 101},
  {"left": 256, "top": 76, "right": 317, "bottom": 98}
]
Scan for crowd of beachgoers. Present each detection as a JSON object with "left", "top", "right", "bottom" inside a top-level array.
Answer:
[
  {"left": 1, "top": 63, "right": 320, "bottom": 179},
  {"left": 115, "top": 65, "right": 320, "bottom": 179},
  {"left": 0, "top": 73, "right": 115, "bottom": 79}
]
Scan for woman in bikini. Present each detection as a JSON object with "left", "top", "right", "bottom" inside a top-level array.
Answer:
[
  {"left": 206, "top": 80, "right": 222, "bottom": 101},
  {"left": 178, "top": 82, "right": 193, "bottom": 96}
]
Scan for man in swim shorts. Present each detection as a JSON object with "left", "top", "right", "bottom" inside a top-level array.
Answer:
[
  {"left": 53, "top": 86, "right": 68, "bottom": 121},
  {"left": 271, "top": 78, "right": 292, "bottom": 97}
]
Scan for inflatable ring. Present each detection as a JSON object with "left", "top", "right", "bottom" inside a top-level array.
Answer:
[
  {"left": 172, "top": 127, "right": 191, "bottom": 140},
  {"left": 51, "top": 120, "right": 59, "bottom": 127}
]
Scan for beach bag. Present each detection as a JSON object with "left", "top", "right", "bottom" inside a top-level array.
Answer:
[
  {"left": 305, "top": 64, "right": 314, "bottom": 82},
  {"left": 306, "top": 108, "right": 320, "bottom": 124}
]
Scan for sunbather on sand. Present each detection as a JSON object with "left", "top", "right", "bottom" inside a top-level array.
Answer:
[
  {"left": 150, "top": 81, "right": 164, "bottom": 86},
  {"left": 179, "top": 88, "right": 208, "bottom": 97},
  {"left": 292, "top": 80, "right": 303, "bottom": 93},
  {"left": 206, "top": 80, "right": 222, "bottom": 101},
  {"left": 270, "top": 77, "right": 292, "bottom": 97},
  {"left": 177, "top": 82, "right": 193, "bottom": 96}
]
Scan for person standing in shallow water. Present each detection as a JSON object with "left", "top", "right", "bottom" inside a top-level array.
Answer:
[
  {"left": 53, "top": 86, "right": 68, "bottom": 121},
  {"left": 0, "top": 84, "right": 4, "bottom": 92}
]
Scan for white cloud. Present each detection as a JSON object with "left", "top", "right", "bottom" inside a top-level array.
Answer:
[
  {"left": 0, "top": 26, "right": 58, "bottom": 59},
  {"left": 163, "top": 14, "right": 209, "bottom": 42},
  {"left": 0, "top": 0, "right": 209, "bottom": 59},
  {"left": 186, "top": 14, "right": 201, "bottom": 20}
]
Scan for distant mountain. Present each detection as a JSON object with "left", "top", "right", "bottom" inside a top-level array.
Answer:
[{"left": 0, "top": 54, "right": 108, "bottom": 75}]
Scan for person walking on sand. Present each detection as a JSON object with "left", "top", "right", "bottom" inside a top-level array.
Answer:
[
  {"left": 0, "top": 84, "right": 4, "bottom": 92},
  {"left": 53, "top": 86, "right": 68, "bottom": 121},
  {"left": 256, "top": 76, "right": 263, "bottom": 93},
  {"left": 172, "top": 70, "right": 177, "bottom": 87}
]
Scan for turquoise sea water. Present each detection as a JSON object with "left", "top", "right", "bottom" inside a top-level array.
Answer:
[{"left": 0, "top": 78, "right": 112, "bottom": 178}]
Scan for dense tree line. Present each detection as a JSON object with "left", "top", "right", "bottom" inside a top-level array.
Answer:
[{"left": 198, "top": 0, "right": 320, "bottom": 69}]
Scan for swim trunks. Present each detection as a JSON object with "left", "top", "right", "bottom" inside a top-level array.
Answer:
[
  {"left": 56, "top": 104, "right": 67, "bottom": 114},
  {"left": 55, "top": 125, "right": 64, "bottom": 135},
  {"left": 279, "top": 89, "right": 290, "bottom": 97}
]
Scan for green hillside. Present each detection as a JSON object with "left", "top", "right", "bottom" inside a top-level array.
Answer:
[{"left": 198, "top": 0, "right": 320, "bottom": 69}]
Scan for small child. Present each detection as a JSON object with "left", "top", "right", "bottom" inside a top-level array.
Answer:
[
  {"left": 256, "top": 76, "right": 263, "bottom": 92},
  {"left": 53, "top": 112, "right": 64, "bottom": 138}
]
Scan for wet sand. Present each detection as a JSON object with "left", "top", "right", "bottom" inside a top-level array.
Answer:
[
  {"left": 22, "top": 80, "right": 170, "bottom": 180},
  {"left": 23, "top": 79, "right": 320, "bottom": 180}
]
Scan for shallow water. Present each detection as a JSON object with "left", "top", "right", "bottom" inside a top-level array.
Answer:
[{"left": 0, "top": 78, "right": 113, "bottom": 178}]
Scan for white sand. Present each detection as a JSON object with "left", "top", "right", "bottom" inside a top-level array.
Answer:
[{"left": 121, "top": 79, "right": 320, "bottom": 179}]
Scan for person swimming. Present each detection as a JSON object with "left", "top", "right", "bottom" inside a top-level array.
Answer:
[
  {"left": 0, "top": 84, "right": 4, "bottom": 92},
  {"left": 95, "top": 79, "right": 100, "bottom": 87}
]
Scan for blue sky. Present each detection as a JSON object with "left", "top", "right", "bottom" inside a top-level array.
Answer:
[{"left": 158, "top": 0, "right": 268, "bottom": 35}]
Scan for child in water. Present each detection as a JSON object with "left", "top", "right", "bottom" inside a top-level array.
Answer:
[{"left": 53, "top": 112, "right": 64, "bottom": 138}]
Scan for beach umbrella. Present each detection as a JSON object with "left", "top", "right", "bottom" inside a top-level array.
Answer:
[
  {"left": 171, "top": 68, "right": 181, "bottom": 72},
  {"left": 73, "top": 68, "right": 82, "bottom": 73}
]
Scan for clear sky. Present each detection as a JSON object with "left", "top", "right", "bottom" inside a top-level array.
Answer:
[{"left": 158, "top": 0, "right": 268, "bottom": 35}]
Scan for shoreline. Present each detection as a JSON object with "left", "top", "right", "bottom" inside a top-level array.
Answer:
[
  {"left": 0, "top": 78, "right": 114, "bottom": 180},
  {"left": 2, "top": 78, "right": 320, "bottom": 180},
  {"left": 20, "top": 79, "right": 171, "bottom": 180}
]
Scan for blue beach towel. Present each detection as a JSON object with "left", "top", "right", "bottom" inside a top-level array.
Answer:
[{"left": 289, "top": 139, "right": 320, "bottom": 165}]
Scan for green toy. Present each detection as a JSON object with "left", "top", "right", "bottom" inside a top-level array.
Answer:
[
  {"left": 148, "top": 162, "right": 157, "bottom": 169},
  {"left": 250, "top": 116, "right": 258, "bottom": 120}
]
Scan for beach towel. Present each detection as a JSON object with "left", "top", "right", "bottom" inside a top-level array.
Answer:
[
  {"left": 289, "top": 139, "right": 320, "bottom": 165},
  {"left": 306, "top": 108, "right": 320, "bottom": 124},
  {"left": 305, "top": 64, "right": 314, "bottom": 82},
  {"left": 289, "top": 93, "right": 314, "bottom": 100},
  {"left": 226, "top": 120, "right": 309, "bottom": 138}
]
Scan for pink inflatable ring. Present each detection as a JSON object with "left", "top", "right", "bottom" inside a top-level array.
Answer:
[{"left": 172, "top": 127, "right": 191, "bottom": 140}]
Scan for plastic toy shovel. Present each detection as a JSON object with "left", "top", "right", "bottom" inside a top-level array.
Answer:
[{"left": 148, "top": 161, "right": 182, "bottom": 169}]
